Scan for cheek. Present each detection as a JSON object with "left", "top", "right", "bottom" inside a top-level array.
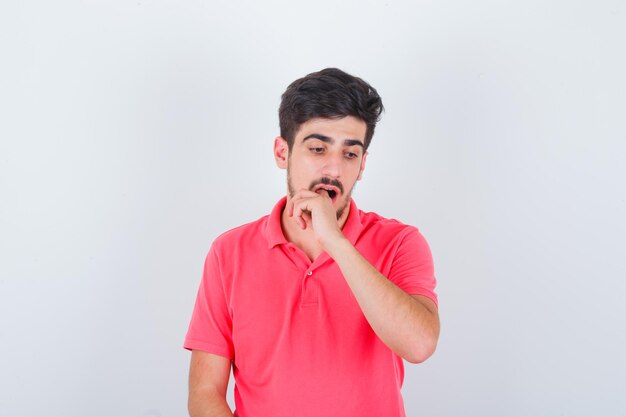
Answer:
[
  {"left": 348, "top": 162, "right": 363, "bottom": 179},
  {"left": 288, "top": 162, "right": 315, "bottom": 186},
  {"left": 296, "top": 158, "right": 321, "bottom": 177}
]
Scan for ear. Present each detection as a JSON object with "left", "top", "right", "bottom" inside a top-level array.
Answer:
[
  {"left": 357, "top": 151, "right": 368, "bottom": 181},
  {"left": 274, "top": 136, "right": 289, "bottom": 169}
]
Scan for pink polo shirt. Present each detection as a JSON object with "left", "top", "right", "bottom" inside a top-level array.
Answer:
[{"left": 184, "top": 197, "right": 437, "bottom": 417}]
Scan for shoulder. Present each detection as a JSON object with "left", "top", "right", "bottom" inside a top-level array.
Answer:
[
  {"left": 210, "top": 214, "right": 270, "bottom": 252},
  {"left": 355, "top": 208, "right": 433, "bottom": 258},
  {"left": 358, "top": 208, "right": 423, "bottom": 241}
]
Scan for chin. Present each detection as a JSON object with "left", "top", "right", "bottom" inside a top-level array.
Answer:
[{"left": 336, "top": 198, "right": 350, "bottom": 220}]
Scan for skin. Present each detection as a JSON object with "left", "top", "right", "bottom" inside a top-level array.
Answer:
[
  {"left": 188, "top": 351, "right": 233, "bottom": 417},
  {"left": 276, "top": 116, "right": 440, "bottom": 363},
  {"left": 188, "top": 116, "right": 440, "bottom": 416},
  {"left": 278, "top": 116, "right": 368, "bottom": 259}
]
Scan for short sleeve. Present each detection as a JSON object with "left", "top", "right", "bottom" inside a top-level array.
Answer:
[
  {"left": 388, "top": 227, "right": 438, "bottom": 307},
  {"left": 183, "top": 242, "right": 235, "bottom": 359}
]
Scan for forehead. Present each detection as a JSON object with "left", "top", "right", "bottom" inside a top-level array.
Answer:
[{"left": 295, "top": 116, "right": 367, "bottom": 144}]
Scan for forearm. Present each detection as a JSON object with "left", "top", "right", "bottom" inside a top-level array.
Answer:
[
  {"left": 324, "top": 236, "right": 439, "bottom": 363},
  {"left": 188, "top": 391, "right": 234, "bottom": 417}
]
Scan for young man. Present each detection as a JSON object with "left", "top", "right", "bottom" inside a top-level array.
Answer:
[{"left": 184, "top": 68, "right": 439, "bottom": 417}]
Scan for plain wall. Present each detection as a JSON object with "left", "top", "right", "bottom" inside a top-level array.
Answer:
[{"left": 1, "top": 1, "right": 625, "bottom": 416}]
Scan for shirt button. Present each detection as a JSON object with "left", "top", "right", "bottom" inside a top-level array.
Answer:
[{"left": 307, "top": 271, "right": 313, "bottom": 276}]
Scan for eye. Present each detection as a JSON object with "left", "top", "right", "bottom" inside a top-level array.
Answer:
[
  {"left": 309, "top": 147, "right": 324, "bottom": 154},
  {"left": 345, "top": 152, "right": 359, "bottom": 159}
]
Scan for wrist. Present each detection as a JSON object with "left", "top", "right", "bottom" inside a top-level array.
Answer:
[{"left": 321, "top": 232, "right": 350, "bottom": 256}]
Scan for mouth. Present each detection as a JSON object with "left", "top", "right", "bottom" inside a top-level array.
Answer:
[{"left": 314, "top": 185, "right": 339, "bottom": 202}]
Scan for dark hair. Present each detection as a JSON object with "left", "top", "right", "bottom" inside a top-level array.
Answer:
[{"left": 279, "top": 68, "right": 384, "bottom": 152}]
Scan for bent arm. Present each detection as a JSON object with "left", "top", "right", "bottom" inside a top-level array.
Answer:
[
  {"left": 188, "top": 350, "right": 234, "bottom": 417},
  {"left": 324, "top": 237, "right": 440, "bottom": 363}
]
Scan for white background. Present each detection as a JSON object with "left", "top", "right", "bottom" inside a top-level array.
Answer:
[{"left": 1, "top": 1, "right": 625, "bottom": 416}]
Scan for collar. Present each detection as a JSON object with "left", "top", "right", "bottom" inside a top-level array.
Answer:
[{"left": 265, "top": 196, "right": 364, "bottom": 249}]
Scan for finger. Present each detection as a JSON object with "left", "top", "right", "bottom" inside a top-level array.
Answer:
[
  {"left": 294, "top": 209, "right": 305, "bottom": 229},
  {"left": 291, "top": 191, "right": 328, "bottom": 209},
  {"left": 289, "top": 194, "right": 311, "bottom": 218},
  {"left": 317, "top": 189, "right": 330, "bottom": 199},
  {"left": 300, "top": 211, "right": 311, "bottom": 229},
  {"left": 289, "top": 191, "right": 326, "bottom": 223},
  {"left": 292, "top": 189, "right": 326, "bottom": 202},
  {"left": 295, "top": 208, "right": 307, "bottom": 229},
  {"left": 288, "top": 194, "right": 304, "bottom": 217},
  {"left": 293, "top": 200, "right": 315, "bottom": 229},
  {"left": 288, "top": 192, "right": 311, "bottom": 217},
  {"left": 292, "top": 200, "right": 308, "bottom": 224},
  {"left": 294, "top": 189, "right": 320, "bottom": 196}
]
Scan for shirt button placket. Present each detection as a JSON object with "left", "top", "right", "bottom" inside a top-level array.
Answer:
[{"left": 302, "top": 269, "right": 318, "bottom": 306}]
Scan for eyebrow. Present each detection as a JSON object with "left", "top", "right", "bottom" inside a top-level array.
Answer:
[{"left": 302, "top": 134, "right": 364, "bottom": 148}]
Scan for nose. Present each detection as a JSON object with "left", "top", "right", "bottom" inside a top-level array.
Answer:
[{"left": 321, "top": 154, "right": 342, "bottom": 179}]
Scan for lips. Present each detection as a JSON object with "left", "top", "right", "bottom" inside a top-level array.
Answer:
[{"left": 313, "top": 185, "right": 340, "bottom": 201}]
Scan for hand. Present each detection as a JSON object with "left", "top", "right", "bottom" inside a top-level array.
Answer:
[{"left": 288, "top": 189, "right": 344, "bottom": 245}]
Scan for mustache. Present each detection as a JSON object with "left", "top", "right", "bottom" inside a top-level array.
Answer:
[{"left": 309, "top": 177, "right": 344, "bottom": 195}]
